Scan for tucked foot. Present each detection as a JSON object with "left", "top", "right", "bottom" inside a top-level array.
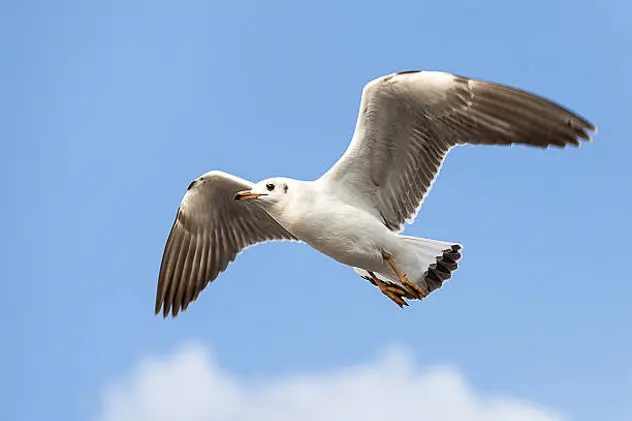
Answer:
[
  {"left": 382, "top": 252, "right": 428, "bottom": 299},
  {"left": 364, "top": 272, "right": 410, "bottom": 308}
]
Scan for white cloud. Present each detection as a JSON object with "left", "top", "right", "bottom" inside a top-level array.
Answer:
[{"left": 97, "top": 343, "right": 565, "bottom": 421}]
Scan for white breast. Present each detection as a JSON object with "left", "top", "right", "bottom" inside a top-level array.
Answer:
[{"left": 278, "top": 189, "right": 394, "bottom": 270}]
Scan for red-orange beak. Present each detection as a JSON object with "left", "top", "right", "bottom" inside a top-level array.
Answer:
[{"left": 234, "top": 190, "right": 265, "bottom": 201}]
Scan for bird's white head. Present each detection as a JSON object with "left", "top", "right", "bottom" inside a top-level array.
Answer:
[{"left": 234, "top": 177, "right": 294, "bottom": 210}]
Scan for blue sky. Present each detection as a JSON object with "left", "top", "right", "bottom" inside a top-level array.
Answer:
[{"left": 3, "top": 1, "right": 630, "bottom": 420}]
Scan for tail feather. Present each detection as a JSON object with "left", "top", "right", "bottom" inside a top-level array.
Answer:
[
  {"left": 354, "top": 236, "right": 463, "bottom": 305},
  {"left": 421, "top": 244, "right": 462, "bottom": 292},
  {"left": 399, "top": 235, "right": 462, "bottom": 294}
]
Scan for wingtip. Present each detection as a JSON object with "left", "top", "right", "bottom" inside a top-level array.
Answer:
[
  {"left": 154, "top": 297, "right": 165, "bottom": 317},
  {"left": 154, "top": 302, "right": 173, "bottom": 319},
  {"left": 577, "top": 123, "right": 597, "bottom": 145}
]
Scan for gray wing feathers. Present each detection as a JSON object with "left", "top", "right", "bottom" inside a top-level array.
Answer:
[
  {"left": 156, "top": 171, "right": 296, "bottom": 317},
  {"left": 322, "top": 71, "right": 596, "bottom": 232}
]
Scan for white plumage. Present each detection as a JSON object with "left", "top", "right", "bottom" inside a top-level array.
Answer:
[{"left": 155, "top": 70, "right": 596, "bottom": 317}]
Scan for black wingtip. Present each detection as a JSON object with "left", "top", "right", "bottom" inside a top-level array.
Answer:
[
  {"left": 154, "top": 301, "right": 173, "bottom": 319},
  {"left": 186, "top": 179, "right": 199, "bottom": 191}
]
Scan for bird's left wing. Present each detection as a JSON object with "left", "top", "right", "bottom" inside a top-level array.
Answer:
[
  {"left": 156, "top": 170, "right": 297, "bottom": 317},
  {"left": 320, "top": 70, "right": 596, "bottom": 232}
]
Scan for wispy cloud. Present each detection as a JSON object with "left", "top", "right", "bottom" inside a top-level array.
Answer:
[{"left": 97, "top": 343, "right": 565, "bottom": 421}]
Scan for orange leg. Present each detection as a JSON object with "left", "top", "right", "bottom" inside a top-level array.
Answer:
[
  {"left": 382, "top": 252, "right": 428, "bottom": 299},
  {"left": 366, "top": 271, "right": 410, "bottom": 308}
]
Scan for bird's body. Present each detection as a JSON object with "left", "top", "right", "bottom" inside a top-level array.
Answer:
[
  {"left": 261, "top": 178, "right": 448, "bottom": 289},
  {"left": 263, "top": 179, "right": 388, "bottom": 271},
  {"left": 155, "top": 70, "right": 597, "bottom": 317}
]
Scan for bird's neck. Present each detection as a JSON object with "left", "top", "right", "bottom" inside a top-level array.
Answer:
[{"left": 266, "top": 180, "right": 316, "bottom": 225}]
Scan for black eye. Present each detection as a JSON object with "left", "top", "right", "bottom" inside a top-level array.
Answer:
[
  {"left": 187, "top": 179, "right": 199, "bottom": 191},
  {"left": 265, "top": 183, "right": 275, "bottom": 191}
]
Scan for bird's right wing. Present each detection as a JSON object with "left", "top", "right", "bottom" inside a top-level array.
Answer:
[{"left": 156, "top": 170, "right": 297, "bottom": 318}]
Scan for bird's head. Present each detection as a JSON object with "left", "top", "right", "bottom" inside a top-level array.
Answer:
[{"left": 234, "top": 177, "right": 293, "bottom": 209}]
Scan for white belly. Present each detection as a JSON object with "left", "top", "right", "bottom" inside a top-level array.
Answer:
[{"left": 281, "top": 201, "right": 396, "bottom": 272}]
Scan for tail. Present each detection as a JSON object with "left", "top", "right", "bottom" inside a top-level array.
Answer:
[
  {"left": 354, "top": 236, "right": 463, "bottom": 299},
  {"left": 398, "top": 236, "right": 463, "bottom": 294}
]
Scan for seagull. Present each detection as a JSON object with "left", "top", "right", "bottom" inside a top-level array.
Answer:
[{"left": 155, "top": 70, "right": 596, "bottom": 317}]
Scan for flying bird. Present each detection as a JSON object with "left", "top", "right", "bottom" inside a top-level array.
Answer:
[{"left": 155, "top": 70, "right": 597, "bottom": 317}]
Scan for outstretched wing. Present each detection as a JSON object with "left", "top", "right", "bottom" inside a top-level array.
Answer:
[
  {"left": 156, "top": 170, "right": 297, "bottom": 317},
  {"left": 320, "top": 70, "right": 597, "bottom": 231}
]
